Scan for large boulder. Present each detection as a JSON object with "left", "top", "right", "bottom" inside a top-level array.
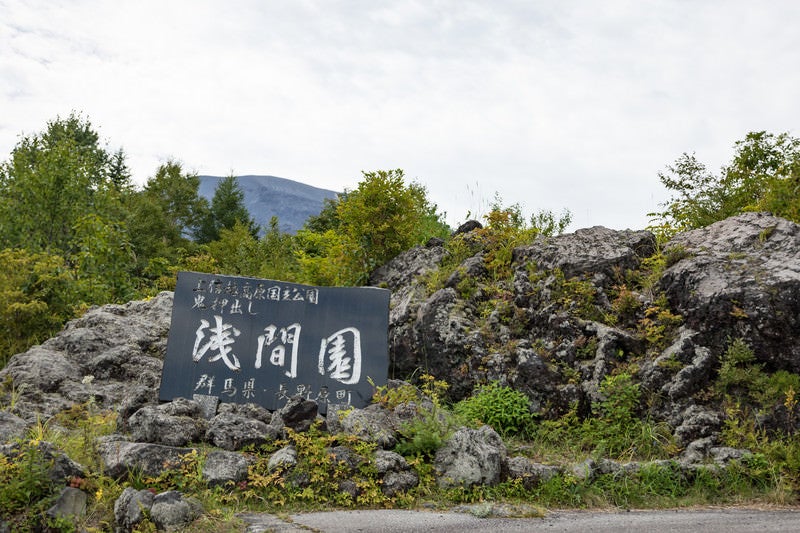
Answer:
[
  {"left": 659, "top": 213, "right": 800, "bottom": 371},
  {"left": 512, "top": 226, "right": 657, "bottom": 287},
  {"left": 96, "top": 437, "right": 196, "bottom": 479},
  {"left": 434, "top": 425, "right": 507, "bottom": 488},
  {"left": 0, "top": 292, "right": 173, "bottom": 423},
  {"left": 127, "top": 398, "right": 208, "bottom": 447},
  {"left": 205, "top": 412, "right": 279, "bottom": 451}
]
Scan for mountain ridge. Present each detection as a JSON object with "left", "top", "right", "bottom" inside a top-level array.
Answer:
[{"left": 198, "top": 175, "right": 339, "bottom": 234}]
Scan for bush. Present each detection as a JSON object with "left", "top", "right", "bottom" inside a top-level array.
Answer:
[{"left": 454, "top": 381, "right": 534, "bottom": 436}]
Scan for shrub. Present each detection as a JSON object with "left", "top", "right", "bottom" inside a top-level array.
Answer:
[{"left": 454, "top": 381, "right": 534, "bottom": 436}]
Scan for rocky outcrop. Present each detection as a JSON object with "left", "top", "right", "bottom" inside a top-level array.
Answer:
[
  {"left": 659, "top": 212, "right": 800, "bottom": 371},
  {"left": 0, "top": 292, "right": 172, "bottom": 423},
  {"left": 512, "top": 226, "right": 656, "bottom": 287},
  {"left": 3, "top": 213, "right": 800, "bottom": 529}
]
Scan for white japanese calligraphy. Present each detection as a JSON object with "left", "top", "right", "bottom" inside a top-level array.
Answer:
[
  {"left": 255, "top": 323, "right": 301, "bottom": 378},
  {"left": 192, "top": 315, "right": 242, "bottom": 371},
  {"left": 318, "top": 327, "right": 362, "bottom": 385}
]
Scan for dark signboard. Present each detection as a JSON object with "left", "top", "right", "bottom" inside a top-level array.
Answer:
[{"left": 160, "top": 271, "right": 390, "bottom": 411}]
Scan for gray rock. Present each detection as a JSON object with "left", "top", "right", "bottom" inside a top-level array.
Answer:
[
  {"left": 203, "top": 450, "right": 252, "bottom": 487},
  {"left": 570, "top": 458, "right": 597, "bottom": 482},
  {"left": 452, "top": 220, "right": 483, "bottom": 236},
  {"left": 0, "top": 292, "right": 172, "bottom": 424},
  {"left": 206, "top": 412, "right": 278, "bottom": 450},
  {"left": 268, "top": 445, "right": 298, "bottom": 471},
  {"left": 512, "top": 226, "right": 656, "bottom": 287},
  {"left": 328, "top": 445, "right": 363, "bottom": 472},
  {"left": 659, "top": 213, "right": 800, "bottom": 372},
  {"left": 338, "top": 479, "right": 360, "bottom": 500},
  {"left": 506, "top": 456, "right": 561, "bottom": 490},
  {"left": 444, "top": 255, "right": 488, "bottom": 288},
  {"left": 46, "top": 486, "right": 87, "bottom": 520},
  {"left": 410, "top": 288, "right": 479, "bottom": 400},
  {"left": 97, "top": 436, "right": 195, "bottom": 478},
  {"left": 192, "top": 394, "right": 219, "bottom": 419},
  {"left": 369, "top": 243, "right": 447, "bottom": 291},
  {"left": 435, "top": 425, "right": 507, "bottom": 488},
  {"left": 150, "top": 490, "right": 203, "bottom": 531},
  {"left": 339, "top": 404, "right": 398, "bottom": 449},
  {"left": 0, "top": 347, "right": 80, "bottom": 395},
  {"left": 639, "top": 328, "right": 700, "bottom": 393},
  {"left": 665, "top": 345, "right": 715, "bottom": 400},
  {"left": 709, "top": 446, "right": 753, "bottom": 465},
  {"left": 382, "top": 470, "right": 419, "bottom": 497},
  {"left": 0, "top": 411, "right": 28, "bottom": 443},
  {"left": 216, "top": 401, "right": 273, "bottom": 424},
  {"left": 373, "top": 450, "right": 419, "bottom": 495},
  {"left": 114, "top": 487, "right": 154, "bottom": 532},
  {"left": 680, "top": 437, "right": 715, "bottom": 464},
  {"left": 275, "top": 395, "right": 318, "bottom": 433},
  {"left": 374, "top": 450, "right": 410, "bottom": 475},
  {"left": 127, "top": 398, "right": 207, "bottom": 446},
  {"left": 674, "top": 405, "right": 723, "bottom": 446}
]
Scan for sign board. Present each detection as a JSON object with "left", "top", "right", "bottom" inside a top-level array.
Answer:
[{"left": 159, "top": 271, "right": 390, "bottom": 412}]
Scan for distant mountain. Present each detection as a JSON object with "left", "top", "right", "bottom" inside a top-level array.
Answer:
[{"left": 198, "top": 175, "right": 339, "bottom": 234}]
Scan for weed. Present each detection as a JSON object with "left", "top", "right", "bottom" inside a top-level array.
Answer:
[
  {"left": 454, "top": 381, "right": 534, "bottom": 436},
  {"left": 638, "top": 295, "right": 682, "bottom": 351},
  {"left": 395, "top": 409, "right": 458, "bottom": 459}
]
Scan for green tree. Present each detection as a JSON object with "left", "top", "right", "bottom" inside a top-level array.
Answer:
[
  {"left": 0, "top": 249, "right": 77, "bottom": 367},
  {"left": 71, "top": 213, "right": 136, "bottom": 303},
  {"left": 200, "top": 216, "right": 300, "bottom": 281},
  {"left": 651, "top": 131, "right": 800, "bottom": 235},
  {"left": 0, "top": 113, "right": 124, "bottom": 253},
  {"left": 303, "top": 195, "right": 344, "bottom": 233},
  {"left": 259, "top": 216, "right": 300, "bottom": 281},
  {"left": 126, "top": 160, "right": 208, "bottom": 270},
  {"left": 333, "top": 169, "right": 450, "bottom": 284},
  {"left": 196, "top": 175, "right": 259, "bottom": 244}
]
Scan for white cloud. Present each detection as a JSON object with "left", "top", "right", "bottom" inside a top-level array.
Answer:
[{"left": 2, "top": 0, "right": 799, "bottom": 231}]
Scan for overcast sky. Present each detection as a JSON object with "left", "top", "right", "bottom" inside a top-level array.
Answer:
[{"left": 2, "top": 1, "right": 799, "bottom": 231}]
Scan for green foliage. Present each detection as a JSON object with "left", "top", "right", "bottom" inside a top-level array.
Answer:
[
  {"left": 395, "top": 410, "right": 458, "bottom": 459},
  {"left": 371, "top": 374, "right": 456, "bottom": 459},
  {"left": 481, "top": 199, "right": 572, "bottom": 281},
  {"left": 650, "top": 131, "right": 800, "bottom": 235},
  {"left": 0, "top": 112, "right": 129, "bottom": 253},
  {"left": 549, "top": 268, "right": 603, "bottom": 321},
  {"left": 71, "top": 213, "right": 137, "bottom": 303},
  {"left": 196, "top": 175, "right": 259, "bottom": 244},
  {"left": 205, "top": 221, "right": 267, "bottom": 276},
  {"left": 50, "top": 401, "right": 119, "bottom": 472},
  {"left": 0, "top": 248, "right": 77, "bottom": 366},
  {"left": 144, "top": 449, "right": 208, "bottom": 495},
  {"left": 125, "top": 160, "right": 207, "bottom": 270},
  {"left": 332, "top": 169, "right": 450, "bottom": 285},
  {"left": 715, "top": 338, "right": 800, "bottom": 418},
  {"left": 532, "top": 373, "right": 676, "bottom": 461},
  {"left": 716, "top": 338, "right": 762, "bottom": 400},
  {"left": 0, "top": 442, "right": 53, "bottom": 518},
  {"left": 454, "top": 381, "right": 534, "bottom": 436},
  {"left": 637, "top": 295, "right": 683, "bottom": 351},
  {"left": 258, "top": 216, "right": 301, "bottom": 281},
  {"left": 425, "top": 199, "right": 572, "bottom": 294},
  {"left": 242, "top": 425, "right": 394, "bottom": 509}
]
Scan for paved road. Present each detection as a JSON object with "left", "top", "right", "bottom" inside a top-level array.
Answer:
[{"left": 239, "top": 507, "right": 800, "bottom": 532}]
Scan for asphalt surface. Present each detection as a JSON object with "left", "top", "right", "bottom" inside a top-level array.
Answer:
[{"left": 238, "top": 507, "right": 800, "bottom": 532}]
